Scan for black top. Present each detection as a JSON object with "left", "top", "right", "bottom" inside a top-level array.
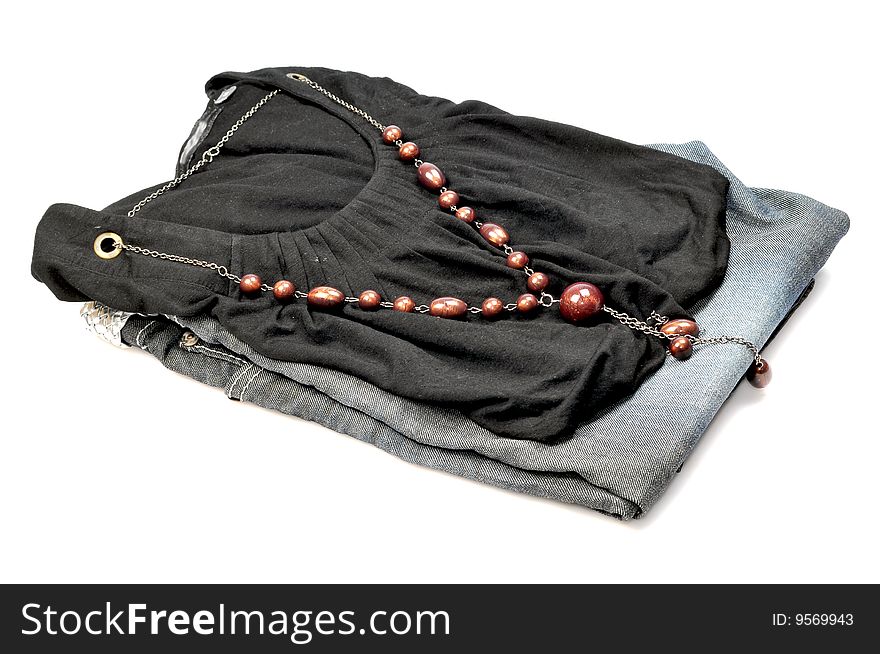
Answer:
[{"left": 31, "top": 66, "right": 730, "bottom": 442}]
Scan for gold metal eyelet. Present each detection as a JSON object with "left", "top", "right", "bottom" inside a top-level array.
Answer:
[
  {"left": 286, "top": 72, "right": 310, "bottom": 82},
  {"left": 93, "top": 232, "right": 124, "bottom": 259}
]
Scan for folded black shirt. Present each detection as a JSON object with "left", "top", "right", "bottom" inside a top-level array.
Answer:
[{"left": 31, "top": 66, "right": 730, "bottom": 441}]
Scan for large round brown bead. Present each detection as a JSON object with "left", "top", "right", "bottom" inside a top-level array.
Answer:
[
  {"left": 429, "top": 297, "right": 467, "bottom": 318},
  {"left": 660, "top": 318, "right": 700, "bottom": 338},
  {"left": 559, "top": 282, "right": 605, "bottom": 322},
  {"left": 358, "top": 290, "right": 381, "bottom": 310},
  {"left": 438, "top": 190, "right": 460, "bottom": 209},
  {"left": 479, "top": 223, "right": 510, "bottom": 247},
  {"left": 382, "top": 125, "right": 402, "bottom": 144},
  {"left": 455, "top": 206, "right": 476, "bottom": 223},
  {"left": 559, "top": 282, "right": 604, "bottom": 322},
  {"left": 398, "top": 142, "right": 420, "bottom": 161},
  {"left": 527, "top": 272, "right": 549, "bottom": 292},
  {"left": 393, "top": 296, "right": 415, "bottom": 313},
  {"left": 273, "top": 279, "right": 296, "bottom": 301},
  {"left": 307, "top": 286, "right": 345, "bottom": 308},
  {"left": 506, "top": 251, "right": 529, "bottom": 269},
  {"left": 239, "top": 274, "right": 262, "bottom": 295},
  {"left": 517, "top": 293, "right": 539, "bottom": 313},
  {"left": 746, "top": 359, "right": 772, "bottom": 388},
  {"left": 669, "top": 336, "right": 693, "bottom": 360},
  {"left": 481, "top": 297, "right": 504, "bottom": 318},
  {"left": 417, "top": 162, "right": 446, "bottom": 190}
]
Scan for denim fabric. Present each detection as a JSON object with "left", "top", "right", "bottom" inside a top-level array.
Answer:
[{"left": 114, "top": 142, "right": 849, "bottom": 519}]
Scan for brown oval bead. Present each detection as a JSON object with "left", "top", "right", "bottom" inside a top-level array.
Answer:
[
  {"left": 746, "top": 359, "right": 772, "bottom": 388},
  {"left": 398, "top": 142, "right": 420, "bottom": 161},
  {"left": 558, "top": 282, "right": 604, "bottom": 322},
  {"left": 429, "top": 296, "right": 467, "bottom": 319},
  {"left": 382, "top": 125, "right": 402, "bottom": 144},
  {"left": 479, "top": 223, "right": 510, "bottom": 247},
  {"left": 438, "top": 190, "right": 460, "bottom": 209},
  {"left": 517, "top": 293, "right": 539, "bottom": 313},
  {"left": 272, "top": 279, "right": 296, "bottom": 301},
  {"left": 358, "top": 290, "right": 381, "bottom": 310},
  {"left": 455, "top": 206, "right": 476, "bottom": 223},
  {"left": 506, "top": 251, "right": 529, "bottom": 269},
  {"left": 527, "top": 272, "right": 549, "bottom": 292},
  {"left": 669, "top": 336, "right": 693, "bottom": 360},
  {"left": 239, "top": 274, "right": 262, "bottom": 294},
  {"left": 481, "top": 297, "right": 504, "bottom": 318},
  {"left": 660, "top": 318, "right": 701, "bottom": 338},
  {"left": 417, "top": 162, "right": 446, "bottom": 190},
  {"left": 393, "top": 296, "right": 415, "bottom": 313},
  {"left": 307, "top": 286, "right": 345, "bottom": 308}
]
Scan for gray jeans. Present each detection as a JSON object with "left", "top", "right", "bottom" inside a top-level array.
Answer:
[{"left": 88, "top": 142, "right": 849, "bottom": 519}]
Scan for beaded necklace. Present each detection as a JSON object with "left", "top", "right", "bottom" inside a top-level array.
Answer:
[{"left": 92, "top": 72, "right": 771, "bottom": 388}]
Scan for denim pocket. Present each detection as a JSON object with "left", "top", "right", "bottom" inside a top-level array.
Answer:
[{"left": 177, "top": 330, "right": 262, "bottom": 401}]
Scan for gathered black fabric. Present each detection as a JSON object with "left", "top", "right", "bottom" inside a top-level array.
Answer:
[{"left": 31, "top": 66, "right": 730, "bottom": 441}]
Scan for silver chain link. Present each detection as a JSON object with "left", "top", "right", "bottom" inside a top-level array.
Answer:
[
  {"left": 118, "top": 243, "right": 242, "bottom": 283},
  {"left": 287, "top": 73, "right": 385, "bottom": 132},
  {"left": 691, "top": 335, "right": 762, "bottom": 365},
  {"left": 127, "top": 90, "right": 280, "bottom": 217},
  {"left": 603, "top": 306, "right": 762, "bottom": 365},
  {"left": 602, "top": 306, "right": 669, "bottom": 339},
  {"left": 648, "top": 310, "right": 669, "bottom": 325}
]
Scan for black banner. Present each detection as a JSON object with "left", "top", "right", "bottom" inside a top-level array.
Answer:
[{"left": 1, "top": 584, "right": 875, "bottom": 651}]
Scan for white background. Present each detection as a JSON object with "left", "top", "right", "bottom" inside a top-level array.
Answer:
[{"left": 2, "top": 2, "right": 876, "bottom": 583}]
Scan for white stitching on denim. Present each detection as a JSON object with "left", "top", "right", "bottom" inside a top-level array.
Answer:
[
  {"left": 189, "top": 343, "right": 248, "bottom": 366},
  {"left": 226, "top": 363, "right": 253, "bottom": 398},
  {"left": 239, "top": 368, "right": 264, "bottom": 402},
  {"left": 135, "top": 320, "right": 158, "bottom": 349}
]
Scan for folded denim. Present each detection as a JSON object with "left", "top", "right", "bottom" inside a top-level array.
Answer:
[{"left": 101, "top": 142, "right": 848, "bottom": 519}]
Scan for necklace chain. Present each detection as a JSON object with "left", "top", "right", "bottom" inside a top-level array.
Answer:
[
  {"left": 117, "top": 73, "right": 764, "bottom": 367},
  {"left": 291, "top": 73, "right": 386, "bottom": 133},
  {"left": 127, "top": 89, "right": 281, "bottom": 218}
]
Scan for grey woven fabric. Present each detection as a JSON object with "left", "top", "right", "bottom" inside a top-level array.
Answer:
[{"left": 117, "top": 142, "right": 849, "bottom": 519}]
